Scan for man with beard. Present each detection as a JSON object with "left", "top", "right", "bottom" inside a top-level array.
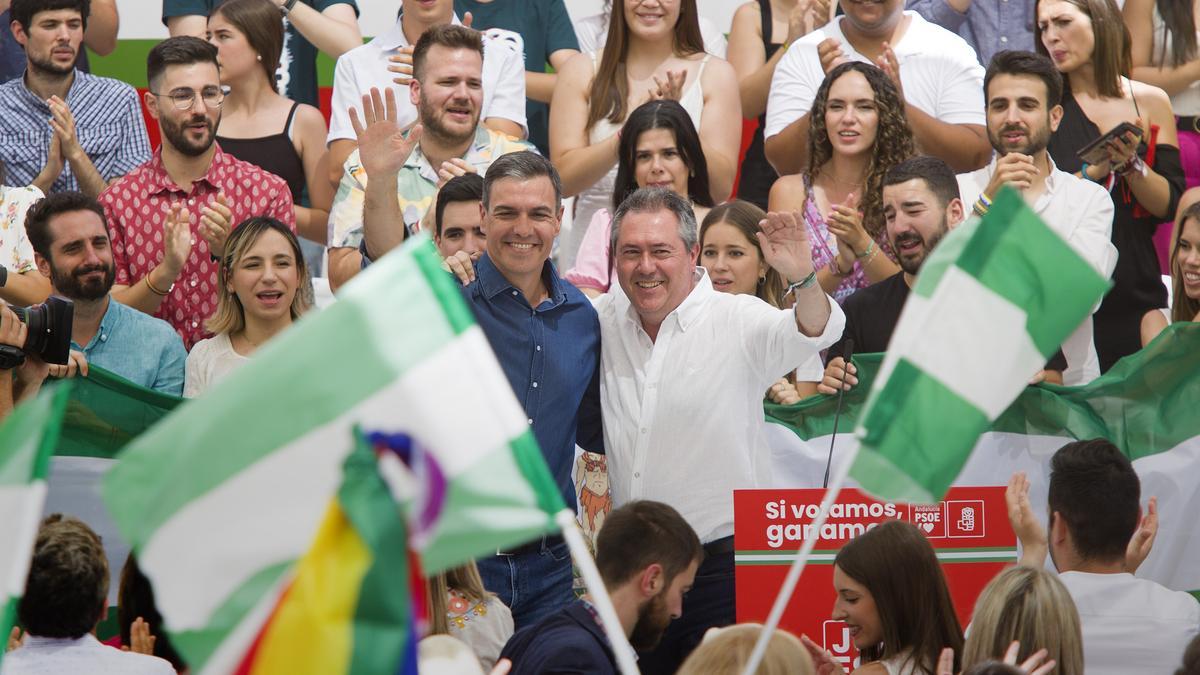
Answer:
[
  {"left": 97, "top": 37, "right": 295, "bottom": 349},
  {"left": 818, "top": 154, "right": 1066, "bottom": 394},
  {"left": 499, "top": 500, "right": 702, "bottom": 675},
  {"left": 0, "top": 0, "right": 148, "bottom": 197},
  {"left": 24, "top": 192, "right": 185, "bottom": 395},
  {"left": 326, "top": 23, "right": 532, "bottom": 291},
  {"left": 957, "top": 50, "right": 1116, "bottom": 385}
]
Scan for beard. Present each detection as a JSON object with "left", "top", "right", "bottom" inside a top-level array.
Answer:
[
  {"left": 418, "top": 94, "right": 478, "bottom": 147},
  {"left": 159, "top": 111, "right": 219, "bottom": 157},
  {"left": 52, "top": 259, "right": 115, "bottom": 301},
  {"left": 629, "top": 591, "right": 673, "bottom": 652},
  {"left": 28, "top": 47, "right": 75, "bottom": 78},
  {"left": 989, "top": 121, "right": 1051, "bottom": 156},
  {"left": 893, "top": 217, "right": 949, "bottom": 276}
]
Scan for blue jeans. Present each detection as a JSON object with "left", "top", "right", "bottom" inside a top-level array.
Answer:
[{"left": 476, "top": 535, "right": 576, "bottom": 630}]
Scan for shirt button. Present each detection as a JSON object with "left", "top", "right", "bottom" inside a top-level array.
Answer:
[
  {"left": 191, "top": 320, "right": 198, "bottom": 328},
  {"left": 511, "top": 290, "right": 518, "bottom": 296},
  {"left": 1000, "top": 36, "right": 1008, "bottom": 43},
  {"left": 634, "top": 472, "right": 640, "bottom": 478},
  {"left": 535, "top": 345, "right": 542, "bottom": 351},
  {"left": 99, "top": 334, "right": 107, "bottom": 342},
  {"left": 531, "top": 382, "right": 538, "bottom": 388},
  {"left": 527, "top": 418, "right": 533, "bottom": 425},
  {"left": 190, "top": 279, "right": 197, "bottom": 288}
]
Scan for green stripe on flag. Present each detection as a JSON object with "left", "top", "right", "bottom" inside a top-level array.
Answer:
[
  {"left": 58, "top": 366, "right": 181, "bottom": 460},
  {"left": 0, "top": 381, "right": 72, "bottom": 484},
  {"left": 413, "top": 240, "right": 474, "bottom": 336},
  {"left": 168, "top": 561, "right": 292, "bottom": 668}
]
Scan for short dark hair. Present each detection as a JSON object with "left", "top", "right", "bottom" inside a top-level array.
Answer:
[
  {"left": 1048, "top": 439, "right": 1140, "bottom": 563},
  {"left": 435, "top": 173, "right": 484, "bottom": 237},
  {"left": 984, "top": 50, "right": 1064, "bottom": 108},
  {"left": 482, "top": 151, "right": 562, "bottom": 212},
  {"left": 596, "top": 500, "right": 703, "bottom": 589},
  {"left": 25, "top": 190, "right": 108, "bottom": 260},
  {"left": 11, "top": 0, "right": 89, "bottom": 32},
  {"left": 883, "top": 156, "right": 962, "bottom": 207},
  {"left": 18, "top": 514, "right": 108, "bottom": 639},
  {"left": 147, "top": 35, "right": 219, "bottom": 91},
  {"left": 412, "top": 23, "right": 484, "bottom": 83}
]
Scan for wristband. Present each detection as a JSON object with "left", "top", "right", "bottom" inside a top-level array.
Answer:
[
  {"left": 972, "top": 197, "right": 989, "bottom": 218},
  {"left": 1116, "top": 155, "right": 1148, "bottom": 178},
  {"left": 855, "top": 240, "right": 875, "bottom": 260},
  {"left": 785, "top": 270, "right": 818, "bottom": 297}
]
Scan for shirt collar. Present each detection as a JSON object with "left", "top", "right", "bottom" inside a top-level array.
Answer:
[
  {"left": 145, "top": 144, "right": 229, "bottom": 195},
  {"left": 474, "top": 253, "right": 568, "bottom": 308},
  {"left": 375, "top": 12, "right": 463, "bottom": 51},
  {"left": 71, "top": 296, "right": 117, "bottom": 353},
  {"left": 15, "top": 68, "right": 83, "bottom": 108},
  {"left": 406, "top": 126, "right": 492, "bottom": 177},
  {"left": 622, "top": 267, "right": 713, "bottom": 334}
]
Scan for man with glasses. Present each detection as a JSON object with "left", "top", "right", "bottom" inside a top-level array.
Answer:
[
  {"left": 97, "top": 37, "right": 295, "bottom": 349},
  {"left": 0, "top": 0, "right": 148, "bottom": 197}
]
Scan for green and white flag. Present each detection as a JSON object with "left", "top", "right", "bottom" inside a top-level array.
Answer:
[
  {"left": 103, "top": 235, "right": 565, "bottom": 673},
  {"left": 0, "top": 383, "right": 70, "bottom": 664},
  {"left": 850, "top": 187, "right": 1111, "bottom": 503}
]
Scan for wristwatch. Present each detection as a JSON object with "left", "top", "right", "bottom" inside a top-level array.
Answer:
[
  {"left": 280, "top": 0, "right": 300, "bottom": 15},
  {"left": 0, "top": 263, "right": 7, "bottom": 288}
]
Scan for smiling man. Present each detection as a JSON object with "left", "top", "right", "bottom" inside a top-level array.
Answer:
[
  {"left": 0, "top": 0, "right": 149, "bottom": 197},
  {"left": 594, "top": 187, "right": 844, "bottom": 674},
  {"left": 326, "top": 23, "right": 532, "bottom": 291}
]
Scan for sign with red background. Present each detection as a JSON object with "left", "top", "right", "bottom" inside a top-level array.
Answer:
[{"left": 734, "top": 487, "right": 1015, "bottom": 672}]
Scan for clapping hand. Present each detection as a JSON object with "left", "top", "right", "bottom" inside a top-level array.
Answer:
[
  {"left": 817, "top": 38, "right": 847, "bottom": 75},
  {"left": 757, "top": 210, "right": 815, "bottom": 284},
  {"left": 1006, "top": 471, "right": 1049, "bottom": 567},
  {"left": 1125, "top": 495, "right": 1158, "bottom": 573},
  {"left": 826, "top": 193, "right": 870, "bottom": 257},
  {"left": 936, "top": 642, "right": 1057, "bottom": 675},
  {"left": 162, "top": 202, "right": 194, "bottom": 275},
  {"left": 121, "top": 617, "right": 157, "bottom": 656},
  {"left": 648, "top": 69, "right": 687, "bottom": 102},
  {"left": 47, "top": 96, "right": 83, "bottom": 163},
  {"left": 350, "top": 87, "right": 424, "bottom": 179},
  {"left": 199, "top": 192, "right": 234, "bottom": 258},
  {"left": 875, "top": 43, "right": 903, "bottom": 99}
]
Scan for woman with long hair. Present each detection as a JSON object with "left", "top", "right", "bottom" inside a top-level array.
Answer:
[
  {"left": 426, "top": 562, "right": 513, "bottom": 671},
  {"left": 185, "top": 217, "right": 312, "bottom": 397},
  {"left": 677, "top": 623, "right": 814, "bottom": 675},
  {"left": 768, "top": 61, "right": 913, "bottom": 303},
  {"left": 550, "top": 0, "right": 740, "bottom": 270},
  {"left": 1039, "top": 0, "right": 1185, "bottom": 371},
  {"left": 208, "top": 0, "right": 332, "bottom": 249},
  {"left": 961, "top": 566, "right": 1084, "bottom": 675},
  {"left": 565, "top": 99, "right": 714, "bottom": 296},
  {"left": 699, "top": 200, "right": 787, "bottom": 308},
  {"left": 802, "top": 520, "right": 964, "bottom": 675},
  {"left": 1142, "top": 197, "right": 1200, "bottom": 344}
]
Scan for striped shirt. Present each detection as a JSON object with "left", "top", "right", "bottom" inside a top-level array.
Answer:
[{"left": 0, "top": 70, "right": 150, "bottom": 193}]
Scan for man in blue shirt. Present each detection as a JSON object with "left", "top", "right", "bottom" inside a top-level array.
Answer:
[
  {"left": 25, "top": 191, "right": 186, "bottom": 396},
  {"left": 907, "top": 0, "right": 1033, "bottom": 66},
  {"left": 464, "top": 151, "right": 604, "bottom": 629}
]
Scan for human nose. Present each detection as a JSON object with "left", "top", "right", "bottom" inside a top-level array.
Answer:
[{"left": 831, "top": 600, "right": 847, "bottom": 621}]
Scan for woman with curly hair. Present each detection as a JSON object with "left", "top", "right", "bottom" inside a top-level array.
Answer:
[{"left": 768, "top": 61, "right": 914, "bottom": 302}]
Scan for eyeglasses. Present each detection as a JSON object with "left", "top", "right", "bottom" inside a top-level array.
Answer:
[{"left": 151, "top": 86, "right": 228, "bottom": 111}]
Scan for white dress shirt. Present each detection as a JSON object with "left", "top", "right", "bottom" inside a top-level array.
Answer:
[
  {"left": 0, "top": 634, "right": 176, "bottom": 675},
  {"left": 1059, "top": 571, "right": 1200, "bottom": 675},
  {"left": 594, "top": 269, "right": 845, "bottom": 543},
  {"left": 326, "top": 15, "right": 527, "bottom": 145},
  {"left": 957, "top": 156, "right": 1118, "bottom": 384}
]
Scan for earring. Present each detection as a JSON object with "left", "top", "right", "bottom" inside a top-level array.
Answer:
[
  {"left": 758, "top": 275, "right": 766, "bottom": 285},
  {"left": 256, "top": 54, "right": 262, "bottom": 61}
]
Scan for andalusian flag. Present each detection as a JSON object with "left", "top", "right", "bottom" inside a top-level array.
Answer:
[
  {"left": 850, "top": 187, "right": 1110, "bottom": 503},
  {"left": 103, "top": 235, "right": 566, "bottom": 673},
  {"left": 0, "top": 383, "right": 70, "bottom": 664}
]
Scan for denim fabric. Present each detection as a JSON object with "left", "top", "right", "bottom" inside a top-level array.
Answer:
[{"left": 477, "top": 537, "right": 577, "bottom": 630}]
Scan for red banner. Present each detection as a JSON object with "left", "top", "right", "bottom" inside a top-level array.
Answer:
[{"left": 734, "top": 487, "right": 1016, "bottom": 671}]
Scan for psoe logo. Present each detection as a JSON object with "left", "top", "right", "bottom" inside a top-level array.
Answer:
[
  {"left": 946, "top": 500, "right": 986, "bottom": 538},
  {"left": 822, "top": 620, "right": 861, "bottom": 672},
  {"left": 907, "top": 503, "right": 946, "bottom": 538}
]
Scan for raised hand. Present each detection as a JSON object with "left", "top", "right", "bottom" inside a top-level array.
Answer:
[
  {"left": 826, "top": 193, "right": 871, "bottom": 256},
  {"left": 1006, "top": 471, "right": 1049, "bottom": 567},
  {"left": 649, "top": 69, "right": 687, "bottom": 102},
  {"left": 47, "top": 96, "right": 83, "bottom": 163},
  {"left": 817, "top": 38, "right": 847, "bottom": 75},
  {"left": 875, "top": 43, "right": 904, "bottom": 99},
  {"left": 124, "top": 617, "right": 157, "bottom": 656},
  {"left": 1125, "top": 495, "right": 1158, "bottom": 573},
  {"left": 350, "top": 87, "right": 424, "bottom": 179},
  {"left": 199, "top": 192, "right": 234, "bottom": 258},
  {"left": 757, "top": 210, "right": 815, "bottom": 284},
  {"left": 387, "top": 46, "right": 415, "bottom": 87},
  {"left": 1004, "top": 641, "right": 1058, "bottom": 675},
  {"left": 163, "top": 202, "right": 194, "bottom": 276}
]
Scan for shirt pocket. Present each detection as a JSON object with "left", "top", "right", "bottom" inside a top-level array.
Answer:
[
  {"left": 78, "top": 122, "right": 125, "bottom": 174},
  {"left": 0, "top": 133, "right": 48, "bottom": 182}
]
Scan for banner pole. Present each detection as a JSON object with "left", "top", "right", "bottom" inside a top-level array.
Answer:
[{"left": 557, "top": 509, "right": 640, "bottom": 675}]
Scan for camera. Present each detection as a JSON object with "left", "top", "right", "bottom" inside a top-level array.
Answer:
[{"left": 0, "top": 296, "right": 74, "bottom": 368}]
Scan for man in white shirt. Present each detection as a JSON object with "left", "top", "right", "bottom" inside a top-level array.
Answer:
[
  {"left": 1008, "top": 439, "right": 1200, "bottom": 675},
  {"left": 2, "top": 515, "right": 175, "bottom": 675},
  {"left": 764, "top": 0, "right": 991, "bottom": 176},
  {"left": 324, "top": 0, "right": 526, "bottom": 187},
  {"left": 956, "top": 50, "right": 1118, "bottom": 385},
  {"left": 594, "top": 187, "right": 844, "bottom": 673}
]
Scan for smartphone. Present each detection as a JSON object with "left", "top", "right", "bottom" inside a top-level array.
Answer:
[{"left": 1076, "top": 121, "right": 1143, "bottom": 166}]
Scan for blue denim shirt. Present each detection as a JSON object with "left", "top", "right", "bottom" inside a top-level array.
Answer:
[
  {"left": 71, "top": 299, "right": 187, "bottom": 396},
  {"left": 463, "top": 254, "right": 603, "bottom": 509}
]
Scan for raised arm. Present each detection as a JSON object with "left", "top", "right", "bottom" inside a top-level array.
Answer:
[
  {"left": 697, "top": 58, "right": 743, "bottom": 202},
  {"left": 83, "top": 0, "right": 118, "bottom": 55},
  {"left": 728, "top": 0, "right": 829, "bottom": 119},
  {"left": 272, "top": 0, "right": 362, "bottom": 58},
  {"left": 525, "top": 0, "right": 580, "bottom": 104},
  {"left": 549, "top": 52, "right": 620, "bottom": 197}
]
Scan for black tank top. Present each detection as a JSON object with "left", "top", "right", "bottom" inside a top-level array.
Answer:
[
  {"left": 736, "top": 0, "right": 782, "bottom": 210},
  {"left": 217, "top": 102, "right": 307, "bottom": 204}
]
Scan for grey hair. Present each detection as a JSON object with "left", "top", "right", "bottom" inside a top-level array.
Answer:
[
  {"left": 481, "top": 151, "right": 562, "bottom": 211},
  {"left": 611, "top": 187, "right": 698, "bottom": 252}
]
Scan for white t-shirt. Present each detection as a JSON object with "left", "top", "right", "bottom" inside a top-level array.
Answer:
[
  {"left": 1059, "top": 571, "right": 1200, "bottom": 675},
  {"left": 764, "top": 11, "right": 985, "bottom": 139},
  {"left": 184, "top": 332, "right": 251, "bottom": 398},
  {"left": 326, "top": 15, "right": 527, "bottom": 145}
]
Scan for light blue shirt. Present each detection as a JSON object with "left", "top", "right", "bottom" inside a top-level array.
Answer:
[{"left": 71, "top": 298, "right": 186, "bottom": 396}]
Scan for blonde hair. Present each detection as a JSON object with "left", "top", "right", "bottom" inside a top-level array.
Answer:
[
  {"left": 426, "top": 562, "right": 492, "bottom": 636},
  {"left": 963, "top": 566, "right": 1084, "bottom": 675},
  {"left": 207, "top": 217, "right": 313, "bottom": 335},
  {"left": 677, "top": 624, "right": 814, "bottom": 675}
]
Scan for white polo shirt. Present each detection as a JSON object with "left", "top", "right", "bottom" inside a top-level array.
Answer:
[
  {"left": 957, "top": 156, "right": 1118, "bottom": 385},
  {"left": 764, "top": 11, "right": 985, "bottom": 140},
  {"left": 1059, "top": 571, "right": 1200, "bottom": 675},
  {"left": 593, "top": 269, "right": 845, "bottom": 543},
  {"left": 326, "top": 15, "right": 527, "bottom": 145}
]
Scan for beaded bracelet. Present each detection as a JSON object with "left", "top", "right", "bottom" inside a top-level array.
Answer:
[{"left": 855, "top": 239, "right": 875, "bottom": 260}]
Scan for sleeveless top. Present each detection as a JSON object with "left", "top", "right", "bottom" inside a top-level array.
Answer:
[
  {"left": 802, "top": 174, "right": 895, "bottom": 304},
  {"left": 880, "top": 649, "right": 928, "bottom": 675},
  {"left": 562, "top": 53, "right": 709, "bottom": 270},
  {"left": 736, "top": 0, "right": 782, "bottom": 210},
  {"left": 1047, "top": 80, "right": 1182, "bottom": 371},
  {"left": 216, "top": 102, "right": 307, "bottom": 204}
]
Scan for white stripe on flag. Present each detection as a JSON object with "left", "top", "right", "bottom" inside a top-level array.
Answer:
[
  {"left": 197, "top": 570, "right": 294, "bottom": 675},
  {"left": 0, "top": 481, "right": 47, "bottom": 597},
  {"left": 887, "top": 266, "right": 1045, "bottom": 419}
]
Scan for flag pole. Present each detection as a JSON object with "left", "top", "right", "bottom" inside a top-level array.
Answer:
[
  {"left": 739, "top": 438, "right": 861, "bottom": 675},
  {"left": 556, "top": 509, "right": 640, "bottom": 675}
]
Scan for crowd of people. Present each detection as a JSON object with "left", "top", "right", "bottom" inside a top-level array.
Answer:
[{"left": 1, "top": 0, "right": 1199, "bottom": 673}]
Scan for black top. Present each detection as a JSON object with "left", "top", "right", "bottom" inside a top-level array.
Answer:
[
  {"left": 828, "top": 272, "right": 1067, "bottom": 371},
  {"left": 1047, "top": 81, "right": 1182, "bottom": 372},
  {"left": 735, "top": 0, "right": 782, "bottom": 210},
  {"left": 216, "top": 102, "right": 307, "bottom": 204},
  {"left": 500, "top": 602, "right": 617, "bottom": 675}
]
